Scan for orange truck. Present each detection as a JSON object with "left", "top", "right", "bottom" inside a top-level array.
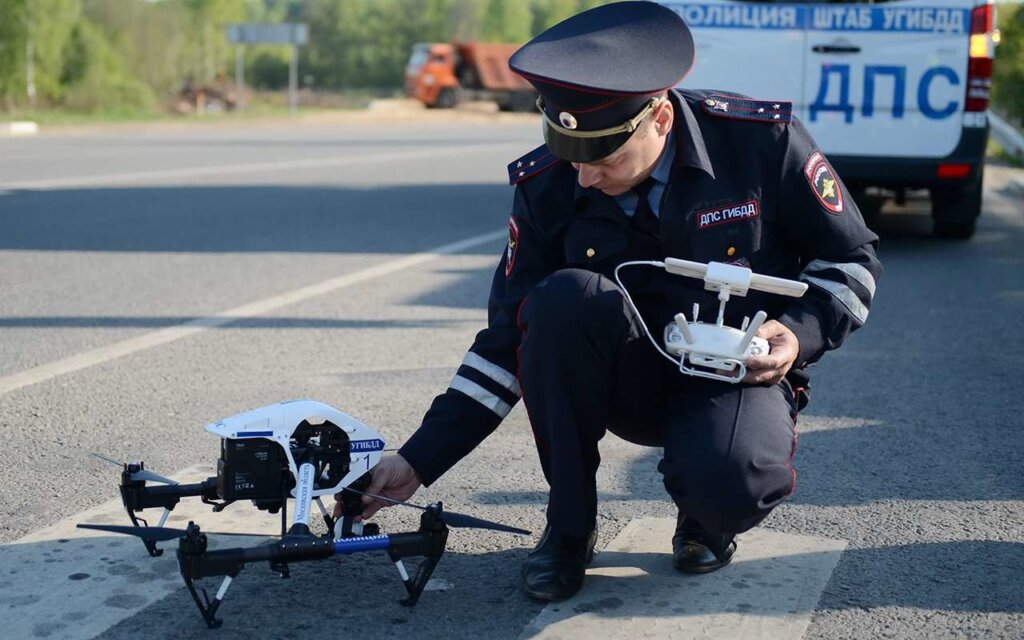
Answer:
[{"left": 405, "top": 42, "right": 538, "bottom": 111}]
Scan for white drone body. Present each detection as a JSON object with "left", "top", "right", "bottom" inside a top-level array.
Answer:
[
  {"left": 84, "top": 401, "right": 534, "bottom": 626},
  {"left": 616, "top": 258, "right": 808, "bottom": 384},
  {"left": 205, "top": 399, "right": 385, "bottom": 499},
  {"left": 206, "top": 399, "right": 386, "bottom": 537}
]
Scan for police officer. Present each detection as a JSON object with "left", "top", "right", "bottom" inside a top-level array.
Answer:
[{"left": 341, "top": 1, "right": 881, "bottom": 602}]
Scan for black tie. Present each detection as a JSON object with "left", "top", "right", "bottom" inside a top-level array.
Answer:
[{"left": 631, "top": 177, "right": 659, "bottom": 236}]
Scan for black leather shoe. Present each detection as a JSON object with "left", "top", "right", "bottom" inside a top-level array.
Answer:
[
  {"left": 672, "top": 515, "right": 736, "bottom": 574},
  {"left": 520, "top": 525, "right": 597, "bottom": 601}
]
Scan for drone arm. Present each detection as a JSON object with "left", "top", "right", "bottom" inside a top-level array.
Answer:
[
  {"left": 122, "top": 478, "right": 218, "bottom": 512},
  {"left": 179, "top": 533, "right": 431, "bottom": 584}
]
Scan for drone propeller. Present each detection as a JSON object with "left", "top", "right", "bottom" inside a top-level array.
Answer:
[
  {"left": 77, "top": 523, "right": 273, "bottom": 541},
  {"left": 90, "top": 452, "right": 178, "bottom": 485},
  {"left": 348, "top": 489, "right": 530, "bottom": 535}
]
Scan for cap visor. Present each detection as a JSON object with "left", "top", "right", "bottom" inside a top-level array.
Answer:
[{"left": 543, "top": 121, "right": 636, "bottom": 164}]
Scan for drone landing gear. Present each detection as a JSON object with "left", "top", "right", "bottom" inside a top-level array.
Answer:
[
  {"left": 185, "top": 575, "right": 232, "bottom": 629},
  {"left": 175, "top": 523, "right": 226, "bottom": 629},
  {"left": 391, "top": 505, "right": 449, "bottom": 607},
  {"left": 125, "top": 507, "right": 171, "bottom": 557},
  {"left": 172, "top": 504, "right": 451, "bottom": 628},
  {"left": 114, "top": 462, "right": 221, "bottom": 557}
]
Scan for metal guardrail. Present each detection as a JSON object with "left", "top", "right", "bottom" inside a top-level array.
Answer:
[{"left": 990, "top": 111, "right": 1024, "bottom": 161}]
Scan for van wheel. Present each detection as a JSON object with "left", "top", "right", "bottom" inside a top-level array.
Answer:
[
  {"left": 436, "top": 88, "right": 457, "bottom": 109},
  {"left": 931, "top": 173, "right": 982, "bottom": 240}
]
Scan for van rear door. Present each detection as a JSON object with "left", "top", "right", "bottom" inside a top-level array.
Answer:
[
  {"left": 661, "top": 0, "right": 974, "bottom": 159},
  {"left": 662, "top": 1, "right": 807, "bottom": 105},
  {"left": 804, "top": 0, "right": 973, "bottom": 158}
]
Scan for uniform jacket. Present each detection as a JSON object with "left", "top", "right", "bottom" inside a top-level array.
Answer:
[{"left": 399, "top": 89, "right": 882, "bottom": 485}]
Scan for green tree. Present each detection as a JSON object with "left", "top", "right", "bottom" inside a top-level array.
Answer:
[
  {"left": 449, "top": 0, "right": 483, "bottom": 41},
  {"left": 1, "top": 0, "right": 627, "bottom": 112},
  {"left": 84, "top": 0, "right": 192, "bottom": 97},
  {"left": 27, "top": 0, "right": 82, "bottom": 103},
  {"left": 532, "top": 0, "right": 581, "bottom": 32},
  {"left": 60, "top": 17, "right": 157, "bottom": 112},
  {"left": 183, "top": 0, "right": 247, "bottom": 83},
  {"left": 0, "top": 0, "right": 29, "bottom": 110},
  {"left": 481, "top": 0, "right": 532, "bottom": 43},
  {"left": 301, "top": 0, "right": 365, "bottom": 89},
  {"left": 993, "top": 3, "right": 1024, "bottom": 125}
]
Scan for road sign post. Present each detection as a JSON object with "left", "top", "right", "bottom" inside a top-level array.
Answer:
[
  {"left": 227, "top": 23, "right": 309, "bottom": 114},
  {"left": 235, "top": 46, "right": 244, "bottom": 110}
]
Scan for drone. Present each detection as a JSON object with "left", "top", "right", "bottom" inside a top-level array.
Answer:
[
  {"left": 78, "top": 400, "right": 529, "bottom": 629},
  {"left": 615, "top": 258, "right": 808, "bottom": 383}
]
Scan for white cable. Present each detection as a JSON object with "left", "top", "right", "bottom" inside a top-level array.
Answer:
[{"left": 612, "top": 261, "right": 682, "bottom": 367}]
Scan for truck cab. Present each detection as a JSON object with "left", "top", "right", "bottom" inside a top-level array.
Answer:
[
  {"left": 661, "top": 0, "right": 999, "bottom": 239},
  {"left": 405, "top": 42, "right": 537, "bottom": 112},
  {"left": 405, "top": 43, "right": 460, "bottom": 109}
]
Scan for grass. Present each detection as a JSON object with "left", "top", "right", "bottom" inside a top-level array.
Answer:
[
  {"left": 1, "top": 90, "right": 389, "bottom": 129},
  {"left": 4, "top": 104, "right": 338, "bottom": 128}
]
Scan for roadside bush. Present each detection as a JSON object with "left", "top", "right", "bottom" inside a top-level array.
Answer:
[
  {"left": 993, "top": 3, "right": 1024, "bottom": 126},
  {"left": 250, "top": 51, "right": 290, "bottom": 90},
  {"left": 59, "top": 19, "right": 156, "bottom": 112}
]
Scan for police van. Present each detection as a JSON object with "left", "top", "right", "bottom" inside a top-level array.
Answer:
[{"left": 660, "top": 0, "right": 999, "bottom": 239}]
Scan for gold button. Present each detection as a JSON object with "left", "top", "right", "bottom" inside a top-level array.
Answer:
[
  {"left": 586, "top": 248, "right": 596, "bottom": 258},
  {"left": 727, "top": 246, "right": 736, "bottom": 256}
]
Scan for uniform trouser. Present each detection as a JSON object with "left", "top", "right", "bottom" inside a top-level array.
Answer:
[{"left": 517, "top": 269, "right": 799, "bottom": 556}]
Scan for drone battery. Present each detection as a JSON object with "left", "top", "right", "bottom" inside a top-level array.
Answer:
[{"left": 217, "top": 438, "right": 284, "bottom": 501}]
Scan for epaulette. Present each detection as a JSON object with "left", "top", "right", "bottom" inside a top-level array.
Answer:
[
  {"left": 508, "top": 144, "right": 562, "bottom": 185},
  {"left": 700, "top": 95, "right": 792, "bottom": 124}
]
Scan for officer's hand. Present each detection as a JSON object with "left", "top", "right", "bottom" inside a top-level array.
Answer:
[
  {"left": 742, "top": 320, "right": 799, "bottom": 385},
  {"left": 333, "top": 454, "right": 422, "bottom": 522}
]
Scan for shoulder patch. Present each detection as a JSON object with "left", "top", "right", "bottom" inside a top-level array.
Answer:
[
  {"left": 508, "top": 144, "right": 562, "bottom": 185},
  {"left": 505, "top": 216, "right": 519, "bottom": 277},
  {"left": 700, "top": 95, "right": 792, "bottom": 125},
  {"left": 803, "top": 151, "right": 844, "bottom": 214}
]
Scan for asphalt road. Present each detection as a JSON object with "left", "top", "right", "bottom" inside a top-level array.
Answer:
[{"left": 0, "top": 115, "right": 1021, "bottom": 639}]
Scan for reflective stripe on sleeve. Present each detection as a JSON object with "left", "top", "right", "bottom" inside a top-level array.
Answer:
[
  {"left": 802, "top": 275, "right": 870, "bottom": 324},
  {"left": 450, "top": 375, "right": 514, "bottom": 418},
  {"left": 804, "top": 259, "right": 877, "bottom": 297},
  {"left": 462, "top": 352, "right": 521, "bottom": 397}
]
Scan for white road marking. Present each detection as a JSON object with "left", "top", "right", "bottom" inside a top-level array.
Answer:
[
  {"left": 0, "top": 229, "right": 506, "bottom": 397},
  {"left": 521, "top": 517, "right": 847, "bottom": 640},
  {"left": 0, "top": 143, "right": 521, "bottom": 190},
  {"left": 0, "top": 465, "right": 280, "bottom": 640},
  {"left": 795, "top": 415, "right": 883, "bottom": 434}
]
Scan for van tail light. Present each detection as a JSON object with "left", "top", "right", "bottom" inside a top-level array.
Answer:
[
  {"left": 966, "top": 3, "right": 995, "bottom": 112},
  {"left": 937, "top": 163, "right": 971, "bottom": 179}
]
